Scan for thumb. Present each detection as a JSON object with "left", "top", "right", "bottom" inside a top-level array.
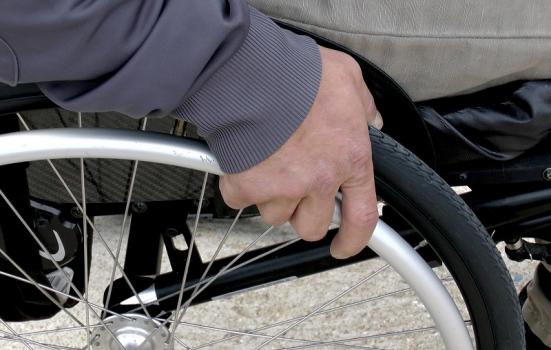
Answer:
[{"left": 330, "top": 164, "right": 378, "bottom": 259}]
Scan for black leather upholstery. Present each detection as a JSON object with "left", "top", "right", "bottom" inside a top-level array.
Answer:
[{"left": 419, "top": 80, "right": 551, "bottom": 165}]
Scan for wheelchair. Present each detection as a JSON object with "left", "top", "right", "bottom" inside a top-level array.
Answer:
[{"left": 0, "top": 27, "right": 548, "bottom": 349}]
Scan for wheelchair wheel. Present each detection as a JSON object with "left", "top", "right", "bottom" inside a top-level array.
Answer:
[{"left": 0, "top": 111, "right": 523, "bottom": 349}]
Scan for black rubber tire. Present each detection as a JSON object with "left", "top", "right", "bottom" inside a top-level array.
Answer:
[{"left": 370, "top": 128, "right": 524, "bottom": 350}]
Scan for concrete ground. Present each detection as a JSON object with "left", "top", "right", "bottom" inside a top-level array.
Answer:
[{"left": 3, "top": 210, "right": 537, "bottom": 350}]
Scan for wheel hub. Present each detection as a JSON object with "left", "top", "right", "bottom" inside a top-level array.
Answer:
[{"left": 91, "top": 314, "right": 169, "bottom": 350}]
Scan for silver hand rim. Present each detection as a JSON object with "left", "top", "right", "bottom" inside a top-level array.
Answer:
[{"left": 0, "top": 127, "right": 473, "bottom": 350}]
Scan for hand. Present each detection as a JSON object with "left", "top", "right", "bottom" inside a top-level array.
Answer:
[{"left": 219, "top": 46, "right": 381, "bottom": 259}]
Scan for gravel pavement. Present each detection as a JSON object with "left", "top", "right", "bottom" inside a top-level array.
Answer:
[{"left": 2, "top": 212, "right": 536, "bottom": 350}]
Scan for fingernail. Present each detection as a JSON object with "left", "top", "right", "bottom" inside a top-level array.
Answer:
[{"left": 330, "top": 248, "right": 349, "bottom": 260}]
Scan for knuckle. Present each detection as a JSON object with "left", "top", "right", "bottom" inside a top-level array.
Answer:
[
  {"left": 295, "top": 225, "right": 327, "bottom": 242},
  {"left": 291, "top": 213, "right": 331, "bottom": 242},
  {"left": 331, "top": 51, "right": 362, "bottom": 82},
  {"left": 314, "top": 170, "right": 338, "bottom": 195},
  {"left": 290, "top": 216, "right": 329, "bottom": 242},
  {"left": 364, "top": 94, "right": 377, "bottom": 116},
  {"left": 221, "top": 195, "right": 242, "bottom": 210},
  {"left": 262, "top": 214, "right": 282, "bottom": 227},
  {"left": 219, "top": 177, "right": 246, "bottom": 209},
  {"left": 258, "top": 201, "right": 295, "bottom": 227},
  {"left": 351, "top": 207, "right": 379, "bottom": 228},
  {"left": 347, "top": 143, "right": 371, "bottom": 166},
  {"left": 218, "top": 179, "right": 235, "bottom": 205},
  {"left": 338, "top": 53, "right": 360, "bottom": 72},
  {"left": 344, "top": 58, "right": 363, "bottom": 83},
  {"left": 283, "top": 182, "right": 306, "bottom": 201},
  {"left": 261, "top": 209, "right": 290, "bottom": 227},
  {"left": 350, "top": 61, "right": 363, "bottom": 81}
]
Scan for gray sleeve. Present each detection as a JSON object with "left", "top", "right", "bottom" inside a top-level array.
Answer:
[
  {"left": 174, "top": 8, "right": 321, "bottom": 172},
  {"left": 0, "top": 1, "right": 321, "bottom": 173}
]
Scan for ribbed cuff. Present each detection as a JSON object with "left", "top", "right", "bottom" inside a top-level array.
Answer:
[{"left": 173, "top": 7, "right": 321, "bottom": 173}]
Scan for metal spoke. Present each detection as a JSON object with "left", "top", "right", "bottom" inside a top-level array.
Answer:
[
  {"left": 176, "top": 225, "right": 276, "bottom": 313},
  {"left": 169, "top": 172, "right": 209, "bottom": 348},
  {"left": 127, "top": 235, "right": 298, "bottom": 315},
  {"left": 273, "top": 322, "right": 472, "bottom": 350},
  {"left": 216, "top": 237, "right": 300, "bottom": 278},
  {"left": 190, "top": 265, "right": 421, "bottom": 350},
  {"left": 1, "top": 261, "right": 424, "bottom": 349},
  {"left": 188, "top": 262, "right": 450, "bottom": 349},
  {"left": 0, "top": 270, "right": 133, "bottom": 320},
  {"left": 169, "top": 208, "right": 242, "bottom": 347},
  {"left": 276, "top": 343, "right": 384, "bottom": 350},
  {"left": 47, "top": 166, "right": 152, "bottom": 316},
  {"left": 253, "top": 264, "right": 391, "bottom": 349},
  {"left": 17, "top": 324, "right": 107, "bottom": 338},
  {"left": 0, "top": 189, "right": 126, "bottom": 350},
  {"left": 138, "top": 171, "right": 210, "bottom": 350},
  {"left": 174, "top": 208, "right": 244, "bottom": 324},
  {"left": 17, "top": 113, "right": 154, "bottom": 319},
  {"left": 190, "top": 287, "right": 414, "bottom": 349},
  {"left": 173, "top": 336, "right": 191, "bottom": 350},
  {"left": 0, "top": 248, "right": 83, "bottom": 326},
  {"left": 141, "top": 224, "right": 275, "bottom": 348},
  {"left": 170, "top": 320, "right": 382, "bottom": 350},
  {"left": 78, "top": 112, "right": 91, "bottom": 350},
  {"left": 104, "top": 118, "right": 152, "bottom": 320},
  {"left": 0, "top": 331, "right": 78, "bottom": 350},
  {"left": 0, "top": 319, "right": 33, "bottom": 350},
  {"left": 5, "top": 114, "right": 471, "bottom": 350}
]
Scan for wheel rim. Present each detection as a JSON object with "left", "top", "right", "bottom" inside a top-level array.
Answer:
[{"left": 0, "top": 113, "right": 473, "bottom": 349}]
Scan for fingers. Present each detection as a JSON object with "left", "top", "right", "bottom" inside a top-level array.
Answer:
[
  {"left": 290, "top": 194, "right": 335, "bottom": 241},
  {"left": 217, "top": 46, "right": 380, "bottom": 261},
  {"left": 221, "top": 174, "right": 303, "bottom": 226},
  {"left": 220, "top": 175, "right": 279, "bottom": 209},
  {"left": 257, "top": 199, "right": 299, "bottom": 227},
  {"left": 219, "top": 176, "right": 253, "bottom": 209},
  {"left": 358, "top": 80, "right": 383, "bottom": 129},
  {"left": 221, "top": 174, "right": 300, "bottom": 227},
  {"left": 330, "top": 158, "right": 378, "bottom": 259}
]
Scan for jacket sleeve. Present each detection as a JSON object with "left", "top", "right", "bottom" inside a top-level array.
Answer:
[{"left": 0, "top": 1, "right": 321, "bottom": 173}]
